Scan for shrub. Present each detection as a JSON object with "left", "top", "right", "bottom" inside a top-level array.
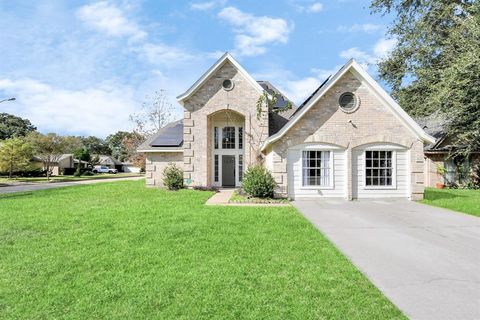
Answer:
[
  {"left": 193, "top": 185, "right": 219, "bottom": 192},
  {"left": 162, "top": 163, "right": 184, "bottom": 190},
  {"left": 242, "top": 165, "right": 276, "bottom": 198}
]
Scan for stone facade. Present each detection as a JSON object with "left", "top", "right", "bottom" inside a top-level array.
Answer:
[
  {"left": 145, "top": 152, "right": 183, "bottom": 187},
  {"left": 267, "top": 70, "right": 426, "bottom": 200},
  {"left": 181, "top": 60, "right": 267, "bottom": 187}
]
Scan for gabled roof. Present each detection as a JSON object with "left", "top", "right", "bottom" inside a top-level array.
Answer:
[
  {"left": 176, "top": 52, "right": 265, "bottom": 105},
  {"left": 137, "top": 120, "right": 184, "bottom": 153},
  {"left": 261, "top": 59, "right": 436, "bottom": 151}
]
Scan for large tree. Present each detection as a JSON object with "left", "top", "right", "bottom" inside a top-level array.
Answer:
[
  {"left": 106, "top": 131, "right": 144, "bottom": 162},
  {"left": 27, "top": 132, "right": 68, "bottom": 180},
  {"left": 80, "top": 136, "right": 111, "bottom": 155},
  {"left": 371, "top": 0, "right": 480, "bottom": 155},
  {"left": 0, "top": 137, "right": 34, "bottom": 178},
  {"left": 0, "top": 113, "right": 36, "bottom": 140}
]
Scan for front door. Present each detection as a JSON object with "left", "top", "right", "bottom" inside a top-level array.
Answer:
[{"left": 222, "top": 155, "right": 235, "bottom": 187}]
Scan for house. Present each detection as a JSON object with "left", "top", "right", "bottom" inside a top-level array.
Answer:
[
  {"left": 96, "top": 155, "right": 123, "bottom": 171},
  {"left": 418, "top": 114, "right": 480, "bottom": 187},
  {"left": 138, "top": 53, "right": 435, "bottom": 200},
  {"left": 32, "top": 154, "right": 87, "bottom": 176}
]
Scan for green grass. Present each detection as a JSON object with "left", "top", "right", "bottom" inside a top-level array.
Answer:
[
  {"left": 0, "top": 180, "right": 404, "bottom": 319},
  {"left": 0, "top": 172, "right": 143, "bottom": 184},
  {"left": 422, "top": 187, "right": 480, "bottom": 217}
]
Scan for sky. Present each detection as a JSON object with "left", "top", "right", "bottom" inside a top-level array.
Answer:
[{"left": 0, "top": 0, "right": 395, "bottom": 137}]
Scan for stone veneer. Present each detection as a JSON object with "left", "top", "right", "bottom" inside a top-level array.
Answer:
[
  {"left": 181, "top": 60, "right": 267, "bottom": 187},
  {"left": 267, "top": 70, "right": 426, "bottom": 200},
  {"left": 145, "top": 152, "right": 183, "bottom": 187}
]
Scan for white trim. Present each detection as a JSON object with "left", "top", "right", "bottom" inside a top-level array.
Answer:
[
  {"left": 176, "top": 52, "right": 265, "bottom": 105},
  {"left": 362, "top": 150, "right": 397, "bottom": 190},
  {"left": 261, "top": 59, "right": 435, "bottom": 151},
  {"left": 138, "top": 149, "right": 183, "bottom": 153}
]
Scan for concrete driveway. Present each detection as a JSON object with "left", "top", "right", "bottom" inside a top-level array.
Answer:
[{"left": 293, "top": 199, "right": 480, "bottom": 320}]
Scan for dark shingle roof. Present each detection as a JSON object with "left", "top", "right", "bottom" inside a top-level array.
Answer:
[
  {"left": 256, "top": 81, "right": 298, "bottom": 136},
  {"left": 414, "top": 113, "right": 446, "bottom": 151},
  {"left": 289, "top": 75, "right": 331, "bottom": 119},
  {"left": 137, "top": 120, "right": 183, "bottom": 152}
]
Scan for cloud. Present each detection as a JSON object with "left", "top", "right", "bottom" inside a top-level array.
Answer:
[
  {"left": 289, "top": 1, "right": 324, "bottom": 13},
  {"left": 373, "top": 38, "right": 397, "bottom": 59},
  {"left": 337, "top": 23, "right": 383, "bottom": 33},
  {"left": 218, "top": 6, "right": 293, "bottom": 56},
  {"left": 76, "top": 1, "right": 146, "bottom": 41},
  {"left": 135, "top": 43, "right": 195, "bottom": 66},
  {"left": 308, "top": 3, "right": 324, "bottom": 13},
  {"left": 0, "top": 78, "right": 140, "bottom": 137},
  {"left": 339, "top": 37, "right": 397, "bottom": 69},
  {"left": 190, "top": 1, "right": 226, "bottom": 11}
]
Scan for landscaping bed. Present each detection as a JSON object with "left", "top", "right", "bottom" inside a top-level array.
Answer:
[{"left": 229, "top": 189, "right": 289, "bottom": 204}]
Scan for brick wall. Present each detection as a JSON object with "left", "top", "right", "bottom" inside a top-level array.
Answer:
[
  {"left": 145, "top": 152, "right": 183, "bottom": 187},
  {"left": 182, "top": 61, "right": 266, "bottom": 187},
  {"left": 269, "top": 70, "right": 426, "bottom": 200}
]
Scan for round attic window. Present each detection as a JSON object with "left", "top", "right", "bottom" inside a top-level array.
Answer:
[
  {"left": 222, "top": 79, "right": 234, "bottom": 91},
  {"left": 339, "top": 92, "right": 359, "bottom": 113}
]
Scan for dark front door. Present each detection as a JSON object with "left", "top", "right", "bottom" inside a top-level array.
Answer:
[{"left": 222, "top": 155, "right": 235, "bottom": 187}]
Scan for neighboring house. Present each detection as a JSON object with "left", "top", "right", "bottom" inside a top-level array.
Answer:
[
  {"left": 96, "top": 155, "right": 123, "bottom": 171},
  {"left": 32, "top": 154, "right": 87, "bottom": 176},
  {"left": 418, "top": 114, "right": 480, "bottom": 187},
  {"left": 121, "top": 162, "right": 142, "bottom": 173},
  {"left": 138, "top": 53, "right": 435, "bottom": 200}
]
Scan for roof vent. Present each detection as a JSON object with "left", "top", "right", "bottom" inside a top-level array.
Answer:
[{"left": 222, "top": 79, "right": 234, "bottom": 91}]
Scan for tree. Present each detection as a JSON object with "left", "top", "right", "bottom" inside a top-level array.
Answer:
[
  {"left": 73, "top": 148, "right": 91, "bottom": 176},
  {"left": 80, "top": 136, "right": 111, "bottom": 155},
  {"left": 0, "top": 137, "right": 34, "bottom": 178},
  {"left": 371, "top": 0, "right": 480, "bottom": 155},
  {"left": 63, "top": 136, "right": 83, "bottom": 154},
  {"left": 122, "top": 132, "right": 146, "bottom": 171},
  {"left": 0, "top": 113, "right": 36, "bottom": 140},
  {"left": 129, "top": 90, "right": 175, "bottom": 136},
  {"left": 106, "top": 131, "right": 132, "bottom": 161},
  {"left": 27, "top": 132, "right": 68, "bottom": 180}
]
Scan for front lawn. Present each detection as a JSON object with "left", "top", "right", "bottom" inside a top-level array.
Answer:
[
  {"left": 0, "top": 180, "right": 403, "bottom": 319},
  {"left": 422, "top": 187, "right": 480, "bottom": 217},
  {"left": 0, "top": 172, "right": 143, "bottom": 184}
]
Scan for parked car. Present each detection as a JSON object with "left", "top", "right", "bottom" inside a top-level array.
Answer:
[{"left": 92, "top": 165, "right": 118, "bottom": 174}]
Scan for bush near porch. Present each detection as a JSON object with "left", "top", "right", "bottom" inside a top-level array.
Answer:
[{"left": 0, "top": 180, "right": 404, "bottom": 319}]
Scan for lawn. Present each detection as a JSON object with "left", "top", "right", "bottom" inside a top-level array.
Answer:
[
  {"left": 0, "top": 172, "right": 143, "bottom": 184},
  {"left": 0, "top": 180, "right": 404, "bottom": 319},
  {"left": 422, "top": 187, "right": 480, "bottom": 217}
]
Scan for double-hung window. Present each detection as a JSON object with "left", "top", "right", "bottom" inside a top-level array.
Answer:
[
  {"left": 302, "top": 150, "right": 331, "bottom": 187},
  {"left": 365, "top": 151, "right": 393, "bottom": 187}
]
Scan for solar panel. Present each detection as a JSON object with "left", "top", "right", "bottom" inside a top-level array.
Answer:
[{"left": 150, "top": 121, "right": 183, "bottom": 147}]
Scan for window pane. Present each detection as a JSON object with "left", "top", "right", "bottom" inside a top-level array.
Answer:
[
  {"left": 214, "top": 155, "right": 219, "bottom": 182},
  {"left": 239, "top": 155, "right": 243, "bottom": 182},
  {"left": 238, "top": 127, "right": 243, "bottom": 149},
  {"left": 214, "top": 127, "right": 219, "bottom": 149},
  {"left": 222, "top": 127, "right": 235, "bottom": 149},
  {"left": 365, "top": 150, "right": 394, "bottom": 186},
  {"left": 302, "top": 150, "right": 331, "bottom": 186}
]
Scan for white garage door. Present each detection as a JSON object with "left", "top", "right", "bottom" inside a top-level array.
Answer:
[
  {"left": 287, "top": 146, "right": 346, "bottom": 199},
  {"left": 352, "top": 145, "right": 410, "bottom": 199}
]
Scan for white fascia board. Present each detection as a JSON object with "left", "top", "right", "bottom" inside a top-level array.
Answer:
[
  {"left": 176, "top": 52, "right": 265, "bottom": 106},
  {"left": 261, "top": 59, "right": 435, "bottom": 151}
]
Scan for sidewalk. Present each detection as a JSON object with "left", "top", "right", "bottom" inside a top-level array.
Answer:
[{"left": 0, "top": 176, "right": 144, "bottom": 194}]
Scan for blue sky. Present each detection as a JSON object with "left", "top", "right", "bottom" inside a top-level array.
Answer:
[{"left": 0, "top": 0, "right": 394, "bottom": 137}]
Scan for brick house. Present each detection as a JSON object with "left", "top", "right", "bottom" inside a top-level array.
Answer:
[{"left": 138, "top": 53, "right": 436, "bottom": 200}]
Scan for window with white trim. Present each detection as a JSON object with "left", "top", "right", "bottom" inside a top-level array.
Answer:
[
  {"left": 238, "top": 155, "right": 243, "bottom": 181},
  {"left": 238, "top": 127, "right": 243, "bottom": 149},
  {"left": 214, "top": 155, "right": 219, "bottom": 182},
  {"left": 302, "top": 151, "right": 331, "bottom": 187},
  {"left": 365, "top": 151, "right": 393, "bottom": 186},
  {"left": 214, "top": 127, "right": 219, "bottom": 149},
  {"left": 222, "top": 127, "right": 235, "bottom": 149}
]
